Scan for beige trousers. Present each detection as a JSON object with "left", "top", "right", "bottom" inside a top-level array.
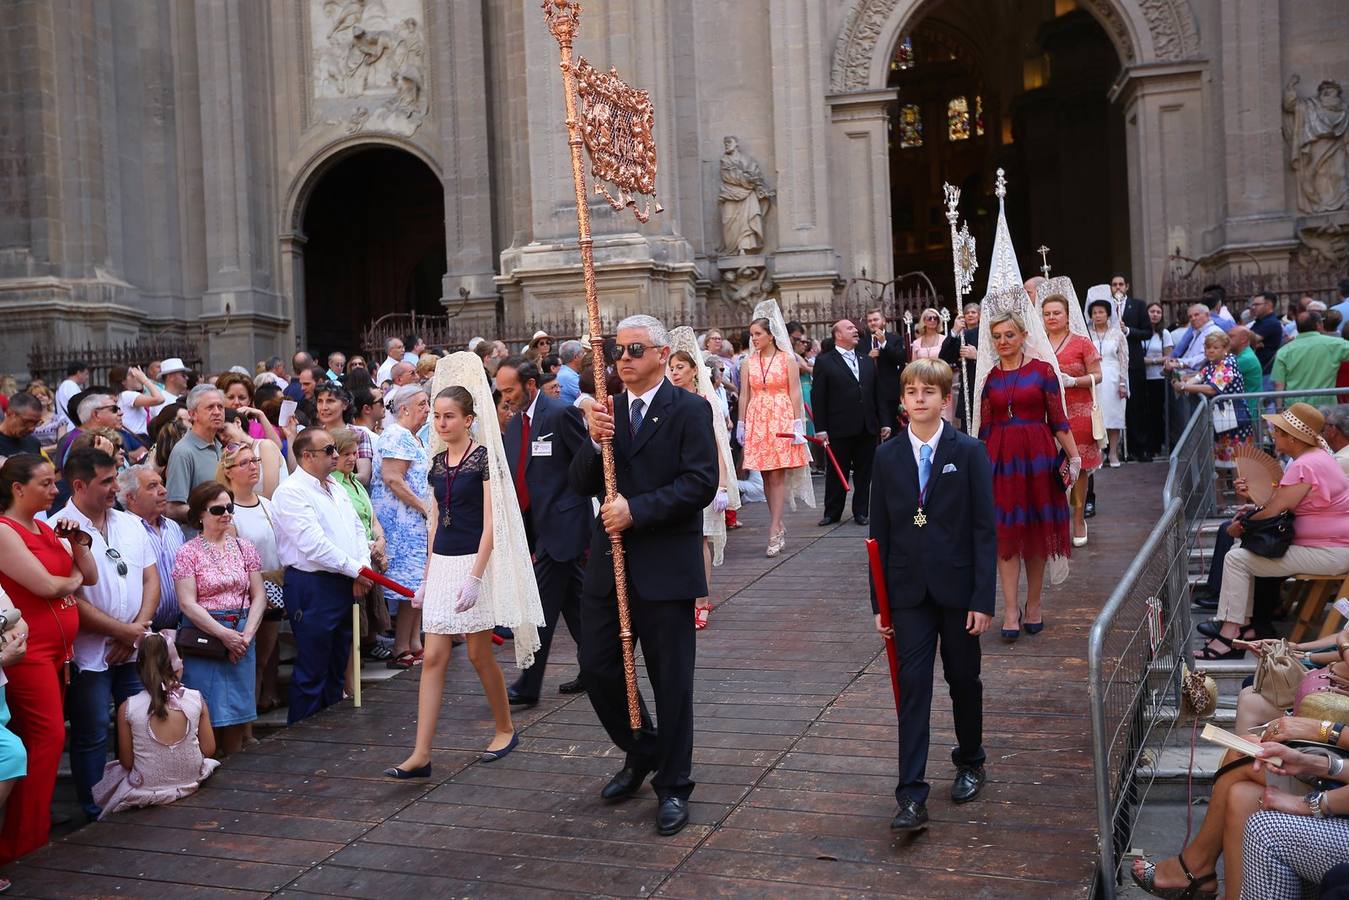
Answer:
[{"left": 1216, "top": 543, "right": 1349, "bottom": 626}]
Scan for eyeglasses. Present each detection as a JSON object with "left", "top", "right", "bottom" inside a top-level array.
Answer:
[
  {"left": 225, "top": 457, "right": 258, "bottom": 469},
  {"left": 105, "top": 546, "right": 128, "bottom": 578},
  {"left": 207, "top": 503, "right": 236, "bottom": 517},
  {"left": 608, "top": 343, "right": 657, "bottom": 362}
]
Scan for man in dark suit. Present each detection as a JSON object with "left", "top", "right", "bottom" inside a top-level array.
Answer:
[
  {"left": 870, "top": 358, "right": 995, "bottom": 833},
  {"left": 569, "top": 314, "right": 718, "bottom": 837},
  {"left": 811, "top": 318, "right": 887, "bottom": 526},
  {"left": 1112, "top": 274, "right": 1152, "bottom": 460},
  {"left": 864, "top": 307, "right": 906, "bottom": 436},
  {"left": 497, "top": 356, "right": 591, "bottom": 705}
]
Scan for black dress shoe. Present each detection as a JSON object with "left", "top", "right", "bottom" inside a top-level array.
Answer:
[
  {"left": 600, "top": 766, "right": 650, "bottom": 801},
  {"left": 817, "top": 515, "right": 840, "bottom": 526},
  {"left": 656, "top": 797, "right": 689, "bottom": 836},
  {"left": 1084, "top": 501, "right": 1096, "bottom": 519},
  {"left": 854, "top": 514, "right": 869, "bottom": 526},
  {"left": 558, "top": 677, "right": 585, "bottom": 694},
  {"left": 507, "top": 687, "right": 539, "bottom": 708},
  {"left": 890, "top": 798, "right": 929, "bottom": 832},
  {"left": 1193, "top": 595, "right": 1220, "bottom": 611},
  {"left": 951, "top": 765, "right": 986, "bottom": 804}
]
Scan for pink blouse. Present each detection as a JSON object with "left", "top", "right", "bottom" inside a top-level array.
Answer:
[
  {"left": 171, "top": 537, "right": 262, "bottom": 612},
  {"left": 1281, "top": 450, "right": 1349, "bottom": 548}
]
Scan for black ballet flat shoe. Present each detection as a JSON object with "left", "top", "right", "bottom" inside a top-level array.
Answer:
[
  {"left": 383, "top": 762, "right": 432, "bottom": 779},
  {"left": 507, "top": 687, "right": 539, "bottom": 708},
  {"left": 656, "top": 797, "right": 689, "bottom": 836},
  {"left": 558, "top": 677, "right": 586, "bottom": 694},
  {"left": 479, "top": 733, "right": 519, "bottom": 763},
  {"left": 951, "top": 766, "right": 986, "bottom": 804},
  {"left": 890, "top": 798, "right": 929, "bottom": 832},
  {"left": 600, "top": 766, "right": 650, "bottom": 802}
]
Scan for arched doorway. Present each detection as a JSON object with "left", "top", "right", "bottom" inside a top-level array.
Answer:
[
  {"left": 299, "top": 146, "right": 447, "bottom": 356},
  {"left": 887, "top": 1, "right": 1131, "bottom": 300}
]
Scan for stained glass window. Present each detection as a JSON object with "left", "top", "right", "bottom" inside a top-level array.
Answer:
[
  {"left": 898, "top": 103, "right": 923, "bottom": 148},
  {"left": 947, "top": 96, "right": 970, "bottom": 141},
  {"left": 975, "top": 95, "right": 985, "bottom": 136},
  {"left": 891, "top": 36, "right": 915, "bottom": 71}
]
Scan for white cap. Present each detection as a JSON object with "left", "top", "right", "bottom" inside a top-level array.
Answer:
[
  {"left": 467, "top": 336, "right": 485, "bottom": 351},
  {"left": 159, "top": 357, "right": 191, "bottom": 376}
]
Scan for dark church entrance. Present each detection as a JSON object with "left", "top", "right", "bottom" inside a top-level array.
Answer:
[
  {"left": 888, "top": 1, "right": 1132, "bottom": 302},
  {"left": 301, "top": 146, "right": 447, "bottom": 357}
]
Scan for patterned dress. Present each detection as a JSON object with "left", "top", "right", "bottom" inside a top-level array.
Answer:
[
  {"left": 1053, "top": 334, "right": 1103, "bottom": 472},
  {"left": 91, "top": 689, "right": 219, "bottom": 819},
  {"left": 742, "top": 350, "right": 809, "bottom": 472},
  {"left": 1197, "top": 353, "right": 1252, "bottom": 463},
  {"left": 372, "top": 423, "right": 430, "bottom": 606},
  {"left": 979, "top": 359, "right": 1072, "bottom": 562}
]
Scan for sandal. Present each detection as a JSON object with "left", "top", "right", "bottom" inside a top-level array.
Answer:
[
  {"left": 1130, "top": 852, "right": 1217, "bottom": 899},
  {"left": 1195, "top": 635, "right": 1245, "bottom": 661},
  {"left": 694, "top": 607, "right": 710, "bottom": 630},
  {"left": 386, "top": 651, "right": 418, "bottom": 670}
]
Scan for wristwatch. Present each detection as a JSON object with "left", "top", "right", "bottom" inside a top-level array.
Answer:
[
  {"left": 1307, "top": 790, "right": 1329, "bottom": 818},
  {"left": 1321, "top": 720, "right": 1335, "bottom": 744}
]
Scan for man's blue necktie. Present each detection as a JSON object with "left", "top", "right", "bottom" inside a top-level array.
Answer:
[
  {"left": 630, "top": 398, "right": 645, "bottom": 435},
  {"left": 918, "top": 442, "right": 933, "bottom": 496}
]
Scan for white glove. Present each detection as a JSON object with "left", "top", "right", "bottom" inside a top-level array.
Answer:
[
  {"left": 735, "top": 420, "right": 745, "bottom": 444},
  {"left": 791, "top": 418, "right": 806, "bottom": 445},
  {"left": 815, "top": 431, "right": 829, "bottom": 446},
  {"left": 1058, "top": 372, "right": 1076, "bottom": 390},
  {"left": 411, "top": 584, "right": 425, "bottom": 610},
  {"left": 454, "top": 574, "right": 482, "bottom": 614},
  {"left": 1068, "top": 456, "right": 1083, "bottom": 485},
  {"left": 713, "top": 488, "right": 729, "bottom": 513}
]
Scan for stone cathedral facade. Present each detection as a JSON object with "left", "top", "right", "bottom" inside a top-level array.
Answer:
[{"left": 2, "top": 0, "right": 1347, "bottom": 371}]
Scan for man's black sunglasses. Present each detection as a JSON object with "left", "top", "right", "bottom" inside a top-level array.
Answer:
[
  {"left": 607, "top": 342, "right": 659, "bottom": 363},
  {"left": 306, "top": 444, "right": 340, "bottom": 457}
]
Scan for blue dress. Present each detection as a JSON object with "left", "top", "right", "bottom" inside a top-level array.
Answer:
[{"left": 372, "top": 423, "right": 430, "bottom": 606}]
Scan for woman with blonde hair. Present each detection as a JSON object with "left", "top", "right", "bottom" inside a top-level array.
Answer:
[{"left": 907, "top": 307, "right": 961, "bottom": 423}]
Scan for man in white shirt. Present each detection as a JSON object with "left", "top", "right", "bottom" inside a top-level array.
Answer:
[
  {"left": 1166, "top": 304, "right": 1224, "bottom": 372},
  {"left": 59, "top": 447, "right": 159, "bottom": 820},
  {"left": 375, "top": 337, "right": 406, "bottom": 387},
  {"left": 271, "top": 428, "right": 373, "bottom": 723},
  {"left": 53, "top": 360, "right": 90, "bottom": 434}
]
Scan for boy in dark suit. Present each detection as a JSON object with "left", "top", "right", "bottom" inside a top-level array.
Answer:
[{"left": 869, "top": 358, "right": 996, "bottom": 832}]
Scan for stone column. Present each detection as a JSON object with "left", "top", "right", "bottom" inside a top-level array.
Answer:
[
  {"left": 827, "top": 89, "right": 897, "bottom": 286},
  {"left": 767, "top": 0, "right": 840, "bottom": 304},
  {"left": 1112, "top": 63, "right": 1209, "bottom": 301}
]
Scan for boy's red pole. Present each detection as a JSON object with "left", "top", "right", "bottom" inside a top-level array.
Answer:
[{"left": 865, "top": 538, "right": 901, "bottom": 713}]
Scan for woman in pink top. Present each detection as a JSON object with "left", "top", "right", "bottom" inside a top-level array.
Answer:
[{"left": 1202, "top": 403, "right": 1349, "bottom": 658}]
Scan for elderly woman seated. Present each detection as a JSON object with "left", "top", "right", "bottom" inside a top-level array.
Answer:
[{"left": 1198, "top": 403, "right": 1349, "bottom": 661}]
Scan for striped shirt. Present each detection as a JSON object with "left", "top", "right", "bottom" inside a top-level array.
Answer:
[{"left": 140, "top": 514, "right": 186, "bottom": 630}]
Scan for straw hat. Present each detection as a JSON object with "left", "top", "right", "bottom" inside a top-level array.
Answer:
[{"left": 1262, "top": 402, "right": 1327, "bottom": 447}]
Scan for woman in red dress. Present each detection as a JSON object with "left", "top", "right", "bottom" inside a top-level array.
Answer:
[
  {"left": 978, "top": 311, "right": 1081, "bottom": 641},
  {"left": 1042, "top": 293, "right": 1102, "bottom": 546},
  {"left": 0, "top": 454, "right": 97, "bottom": 863}
]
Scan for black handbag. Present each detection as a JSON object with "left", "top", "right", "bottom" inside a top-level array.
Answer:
[{"left": 1239, "top": 510, "right": 1295, "bottom": 559}]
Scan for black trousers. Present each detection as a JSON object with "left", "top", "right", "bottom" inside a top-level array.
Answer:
[
  {"left": 579, "top": 587, "right": 696, "bottom": 800},
  {"left": 510, "top": 553, "right": 583, "bottom": 698},
  {"left": 892, "top": 598, "right": 985, "bottom": 805},
  {"left": 823, "top": 431, "right": 876, "bottom": 520},
  {"left": 1125, "top": 368, "right": 1150, "bottom": 457}
]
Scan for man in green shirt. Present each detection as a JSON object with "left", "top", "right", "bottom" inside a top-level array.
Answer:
[
  {"left": 1229, "top": 327, "right": 1264, "bottom": 421},
  {"left": 1272, "top": 311, "right": 1349, "bottom": 406}
]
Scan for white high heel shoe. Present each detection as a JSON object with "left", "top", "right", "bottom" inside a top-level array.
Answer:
[{"left": 1072, "top": 523, "right": 1089, "bottom": 548}]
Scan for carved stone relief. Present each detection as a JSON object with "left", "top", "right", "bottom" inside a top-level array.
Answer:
[
  {"left": 311, "top": 0, "right": 428, "bottom": 137},
  {"left": 1283, "top": 76, "right": 1349, "bottom": 215}
]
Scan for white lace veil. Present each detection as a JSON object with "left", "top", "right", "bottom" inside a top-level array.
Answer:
[
  {"left": 971, "top": 173, "right": 1067, "bottom": 437},
  {"left": 671, "top": 326, "right": 739, "bottom": 566},
  {"left": 428, "top": 352, "right": 545, "bottom": 669},
  {"left": 1041, "top": 275, "right": 1089, "bottom": 339},
  {"left": 1086, "top": 283, "right": 1131, "bottom": 397},
  {"left": 751, "top": 298, "right": 816, "bottom": 510}
]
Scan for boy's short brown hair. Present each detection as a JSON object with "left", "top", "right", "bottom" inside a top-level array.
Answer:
[{"left": 901, "top": 358, "right": 954, "bottom": 398}]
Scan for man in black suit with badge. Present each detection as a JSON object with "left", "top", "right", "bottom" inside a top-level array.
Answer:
[
  {"left": 812, "top": 318, "right": 888, "bottom": 527},
  {"left": 570, "top": 314, "right": 718, "bottom": 837},
  {"left": 864, "top": 307, "right": 906, "bottom": 436},
  {"left": 1111, "top": 273, "right": 1151, "bottom": 460},
  {"left": 498, "top": 356, "right": 591, "bottom": 705},
  {"left": 869, "top": 358, "right": 996, "bottom": 833}
]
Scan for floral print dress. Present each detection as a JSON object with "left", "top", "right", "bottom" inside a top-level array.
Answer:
[
  {"left": 1198, "top": 353, "right": 1252, "bottom": 463},
  {"left": 372, "top": 423, "right": 429, "bottom": 604}
]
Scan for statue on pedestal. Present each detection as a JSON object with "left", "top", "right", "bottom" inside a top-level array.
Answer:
[
  {"left": 1283, "top": 75, "right": 1349, "bottom": 214},
  {"left": 718, "top": 136, "right": 775, "bottom": 255}
]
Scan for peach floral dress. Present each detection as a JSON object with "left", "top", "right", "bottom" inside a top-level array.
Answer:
[{"left": 742, "top": 350, "right": 809, "bottom": 472}]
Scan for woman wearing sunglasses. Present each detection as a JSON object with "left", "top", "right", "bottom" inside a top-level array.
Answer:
[{"left": 172, "top": 482, "right": 267, "bottom": 758}]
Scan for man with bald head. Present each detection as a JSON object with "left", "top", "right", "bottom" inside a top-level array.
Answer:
[
  {"left": 1228, "top": 326, "right": 1265, "bottom": 422},
  {"left": 1024, "top": 276, "right": 1045, "bottom": 304},
  {"left": 810, "top": 318, "right": 887, "bottom": 526}
]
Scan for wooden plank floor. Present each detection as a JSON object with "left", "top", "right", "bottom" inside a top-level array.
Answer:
[{"left": 8, "top": 464, "right": 1167, "bottom": 899}]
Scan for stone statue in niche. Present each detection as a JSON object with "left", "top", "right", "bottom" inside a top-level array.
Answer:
[
  {"left": 1283, "top": 75, "right": 1349, "bottom": 214},
  {"left": 718, "top": 136, "right": 775, "bottom": 255},
  {"left": 312, "top": 0, "right": 426, "bottom": 136}
]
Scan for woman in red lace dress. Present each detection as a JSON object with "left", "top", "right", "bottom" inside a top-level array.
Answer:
[
  {"left": 1042, "top": 293, "right": 1102, "bottom": 547},
  {"left": 978, "top": 311, "right": 1081, "bottom": 641},
  {"left": 0, "top": 454, "right": 97, "bottom": 863}
]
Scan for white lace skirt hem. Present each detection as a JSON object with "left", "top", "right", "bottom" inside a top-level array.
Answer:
[{"left": 423, "top": 552, "right": 496, "bottom": 635}]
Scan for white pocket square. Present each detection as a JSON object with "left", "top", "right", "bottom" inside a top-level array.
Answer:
[{"left": 942, "top": 463, "right": 957, "bottom": 474}]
